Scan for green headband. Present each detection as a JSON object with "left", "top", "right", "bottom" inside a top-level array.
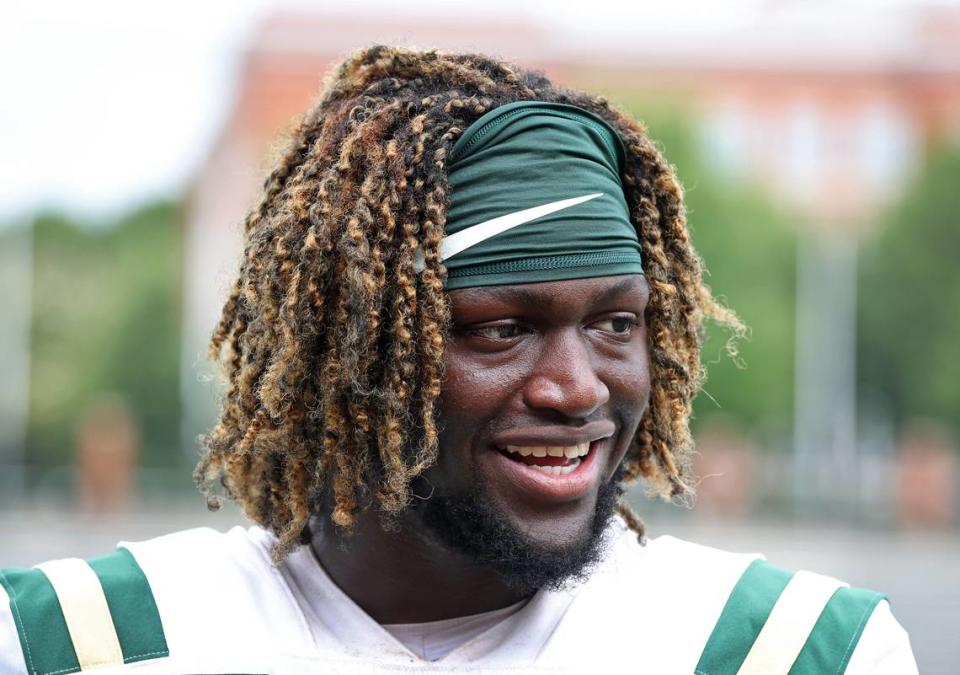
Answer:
[{"left": 415, "top": 100, "right": 644, "bottom": 289}]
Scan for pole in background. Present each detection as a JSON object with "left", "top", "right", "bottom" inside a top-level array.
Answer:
[
  {"left": 793, "top": 232, "right": 859, "bottom": 516},
  {"left": 0, "top": 222, "right": 33, "bottom": 505}
]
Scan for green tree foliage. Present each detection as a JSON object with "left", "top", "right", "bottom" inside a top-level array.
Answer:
[
  {"left": 616, "top": 99, "right": 799, "bottom": 441},
  {"left": 26, "top": 202, "right": 182, "bottom": 471},
  {"left": 858, "top": 146, "right": 960, "bottom": 439},
  {"left": 17, "top": 106, "right": 803, "bottom": 474}
]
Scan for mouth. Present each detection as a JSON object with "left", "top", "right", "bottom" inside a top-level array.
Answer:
[
  {"left": 495, "top": 442, "right": 591, "bottom": 476},
  {"left": 486, "top": 437, "right": 607, "bottom": 503}
]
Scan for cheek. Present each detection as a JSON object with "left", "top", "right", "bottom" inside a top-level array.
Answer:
[
  {"left": 607, "top": 337, "right": 652, "bottom": 418},
  {"left": 439, "top": 360, "right": 516, "bottom": 415},
  {"left": 433, "top": 350, "right": 524, "bottom": 476},
  {"left": 601, "top": 341, "right": 651, "bottom": 476},
  {"left": 439, "top": 338, "right": 534, "bottom": 410}
]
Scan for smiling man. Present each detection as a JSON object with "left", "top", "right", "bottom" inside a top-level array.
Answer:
[{"left": 0, "top": 46, "right": 916, "bottom": 674}]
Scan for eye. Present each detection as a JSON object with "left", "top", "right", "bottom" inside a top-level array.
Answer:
[
  {"left": 467, "top": 324, "right": 527, "bottom": 340},
  {"left": 592, "top": 315, "right": 639, "bottom": 336}
]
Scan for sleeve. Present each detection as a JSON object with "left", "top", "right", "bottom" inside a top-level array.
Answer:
[
  {"left": 0, "top": 550, "right": 172, "bottom": 675},
  {"left": 843, "top": 600, "right": 918, "bottom": 674},
  {"left": 0, "top": 583, "right": 29, "bottom": 675}
]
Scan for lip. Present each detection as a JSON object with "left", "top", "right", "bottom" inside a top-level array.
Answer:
[
  {"left": 484, "top": 437, "right": 609, "bottom": 504},
  {"left": 491, "top": 421, "right": 616, "bottom": 450}
]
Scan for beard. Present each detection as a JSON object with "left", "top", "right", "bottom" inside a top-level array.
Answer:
[{"left": 409, "top": 464, "right": 626, "bottom": 596}]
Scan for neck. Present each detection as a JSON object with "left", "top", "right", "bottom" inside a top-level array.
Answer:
[{"left": 308, "top": 509, "right": 528, "bottom": 625}]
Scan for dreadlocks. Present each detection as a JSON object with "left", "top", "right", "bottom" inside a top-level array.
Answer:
[{"left": 195, "top": 45, "right": 743, "bottom": 560}]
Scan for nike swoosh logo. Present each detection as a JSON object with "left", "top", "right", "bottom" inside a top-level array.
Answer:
[{"left": 413, "top": 193, "right": 603, "bottom": 273}]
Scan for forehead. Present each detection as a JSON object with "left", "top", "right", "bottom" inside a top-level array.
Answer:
[{"left": 446, "top": 274, "right": 649, "bottom": 316}]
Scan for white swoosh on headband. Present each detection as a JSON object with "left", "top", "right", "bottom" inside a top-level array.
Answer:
[{"left": 412, "top": 192, "right": 603, "bottom": 273}]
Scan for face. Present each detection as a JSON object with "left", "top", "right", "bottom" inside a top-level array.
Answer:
[{"left": 414, "top": 274, "right": 651, "bottom": 588}]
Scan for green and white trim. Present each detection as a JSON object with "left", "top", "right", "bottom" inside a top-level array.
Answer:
[
  {"left": 695, "top": 559, "right": 886, "bottom": 675},
  {"left": 0, "top": 547, "right": 168, "bottom": 675}
]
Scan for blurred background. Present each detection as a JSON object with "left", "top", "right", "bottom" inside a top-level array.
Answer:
[{"left": 1, "top": 0, "right": 958, "bottom": 670}]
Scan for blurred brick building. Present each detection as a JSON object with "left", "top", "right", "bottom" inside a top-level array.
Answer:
[{"left": 181, "top": 4, "right": 960, "bottom": 517}]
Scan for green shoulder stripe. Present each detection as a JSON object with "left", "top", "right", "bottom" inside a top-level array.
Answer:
[
  {"left": 0, "top": 547, "right": 168, "bottom": 675},
  {"left": 695, "top": 559, "right": 794, "bottom": 675},
  {"left": 788, "top": 586, "right": 886, "bottom": 675},
  {"left": 87, "top": 547, "right": 169, "bottom": 665},
  {"left": 0, "top": 566, "right": 80, "bottom": 675}
]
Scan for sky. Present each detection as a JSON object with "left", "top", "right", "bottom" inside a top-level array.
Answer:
[{"left": 0, "top": 0, "right": 952, "bottom": 224}]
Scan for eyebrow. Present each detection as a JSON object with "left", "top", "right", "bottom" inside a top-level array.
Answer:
[
  {"left": 468, "top": 276, "right": 647, "bottom": 307},
  {"left": 594, "top": 277, "right": 649, "bottom": 305}
]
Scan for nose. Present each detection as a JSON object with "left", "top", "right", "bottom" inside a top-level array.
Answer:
[{"left": 521, "top": 327, "right": 610, "bottom": 420}]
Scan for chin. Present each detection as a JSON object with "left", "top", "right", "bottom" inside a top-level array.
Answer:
[
  {"left": 501, "top": 498, "right": 600, "bottom": 551},
  {"left": 412, "top": 467, "right": 626, "bottom": 594}
]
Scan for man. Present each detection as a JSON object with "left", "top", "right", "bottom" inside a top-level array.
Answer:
[{"left": 0, "top": 46, "right": 916, "bottom": 673}]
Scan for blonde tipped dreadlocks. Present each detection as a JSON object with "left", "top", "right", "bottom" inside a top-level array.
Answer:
[{"left": 195, "top": 45, "right": 743, "bottom": 560}]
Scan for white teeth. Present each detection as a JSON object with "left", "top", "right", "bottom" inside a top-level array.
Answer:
[
  {"left": 530, "top": 458, "right": 581, "bottom": 476},
  {"left": 500, "top": 443, "right": 590, "bottom": 478},
  {"left": 503, "top": 443, "right": 591, "bottom": 458}
]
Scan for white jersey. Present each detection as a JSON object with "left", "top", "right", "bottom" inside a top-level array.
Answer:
[{"left": 0, "top": 518, "right": 917, "bottom": 674}]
